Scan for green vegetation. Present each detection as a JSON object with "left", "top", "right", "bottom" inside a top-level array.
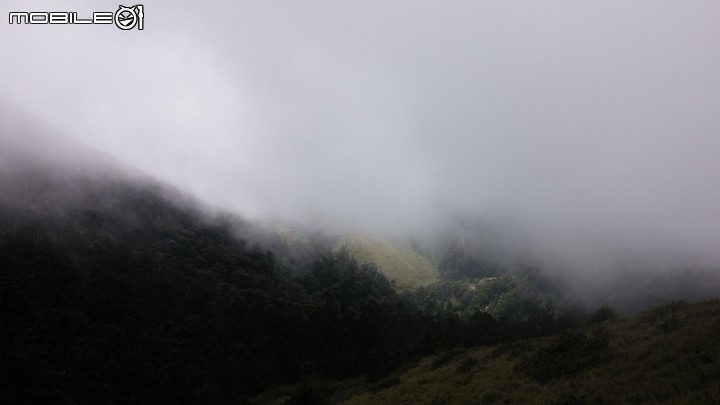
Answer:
[
  {"left": 329, "top": 300, "right": 720, "bottom": 404},
  {"left": 0, "top": 171, "right": 583, "bottom": 404},
  {"left": 334, "top": 235, "right": 438, "bottom": 288},
  {"left": 2, "top": 164, "right": 718, "bottom": 404}
]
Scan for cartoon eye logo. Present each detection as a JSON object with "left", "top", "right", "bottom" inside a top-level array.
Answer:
[{"left": 114, "top": 5, "right": 143, "bottom": 30}]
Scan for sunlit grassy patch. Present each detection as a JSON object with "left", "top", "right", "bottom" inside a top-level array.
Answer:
[{"left": 334, "top": 235, "right": 438, "bottom": 288}]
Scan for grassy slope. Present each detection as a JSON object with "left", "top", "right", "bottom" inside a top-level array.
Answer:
[
  {"left": 340, "top": 300, "right": 720, "bottom": 404},
  {"left": 334, "top": 235, "right": 438, "bottom": 288}
]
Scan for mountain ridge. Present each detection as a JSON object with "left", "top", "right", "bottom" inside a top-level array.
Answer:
[{"left": 2, "top": 105, "right": 719, "bottom": 404}]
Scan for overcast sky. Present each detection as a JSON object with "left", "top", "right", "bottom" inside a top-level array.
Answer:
[{"left": 2, "top": 1, "right": 720, "bottom": 266}]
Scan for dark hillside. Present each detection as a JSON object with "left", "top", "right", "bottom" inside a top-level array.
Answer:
[
  {"left": 0, "top": 157, "right": 578, "bottom": 404},
  {"left": 336, "top": 299, "right": 720, "bottom": 404},
  {"left": 2, "top": 106, "right": 715, "bottom": 404}
]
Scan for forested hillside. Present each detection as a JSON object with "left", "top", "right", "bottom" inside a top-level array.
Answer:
[
  {"left": 0, "top": 160, "right": 587, "bottom": 404},
  {"left": 2, "top": 107, "right": 718, "bottom": 404}
]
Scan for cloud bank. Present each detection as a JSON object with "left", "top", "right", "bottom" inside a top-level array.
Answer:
[{"left": 2, "top": 1, "right": 720, "bottom": 269}]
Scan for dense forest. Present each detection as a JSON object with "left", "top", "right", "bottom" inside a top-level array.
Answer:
[{"left": 0, "top": 156, "right": 595, "bottom": 404}]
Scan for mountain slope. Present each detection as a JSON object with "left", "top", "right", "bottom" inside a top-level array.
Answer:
[
  {"left": 4, "top": 103, "right": 718, "bottom": 404},
  {"left": 338, "top": 300, "right": 720, "bottom": 404},
  {"left": 334, "top": 235, "right": 438, "bottom": 288},
  {"left": 2, "top": 104, "right": 575, "bottom": 404},
  {"left": 0, "top": 104, "right": 406, "bottom": 402}
]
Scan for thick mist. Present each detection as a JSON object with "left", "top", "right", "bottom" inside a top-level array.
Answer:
[{"left": 2, "top": 1, "right": 720, "bottom": 277}]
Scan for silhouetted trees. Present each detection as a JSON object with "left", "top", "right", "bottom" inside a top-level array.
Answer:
[{"left": 0, "top": 175, "right": 586, "bottom": 404}]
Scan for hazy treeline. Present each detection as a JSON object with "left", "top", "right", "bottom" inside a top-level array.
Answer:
[{"left": 0, "top": 163, "right": 592, "bottom": 404}]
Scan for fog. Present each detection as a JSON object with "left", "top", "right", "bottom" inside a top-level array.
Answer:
[{"left": 2, "top": 1, "right": 720, "bottom": 274}]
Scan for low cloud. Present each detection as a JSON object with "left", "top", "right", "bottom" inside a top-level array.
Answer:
[{"left": 2, "top": 0, "right": 720, "bottom": 273}]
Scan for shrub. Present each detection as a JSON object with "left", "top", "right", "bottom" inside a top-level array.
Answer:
[
  {"left": 455, "top": 357, "right": 477, "bottom": 373},
  {"left": 588, "top": 306, "right": 618, "bottom": 324},
  {"left": 519, "top": 328, "right": 611, "bottom": 382}
]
